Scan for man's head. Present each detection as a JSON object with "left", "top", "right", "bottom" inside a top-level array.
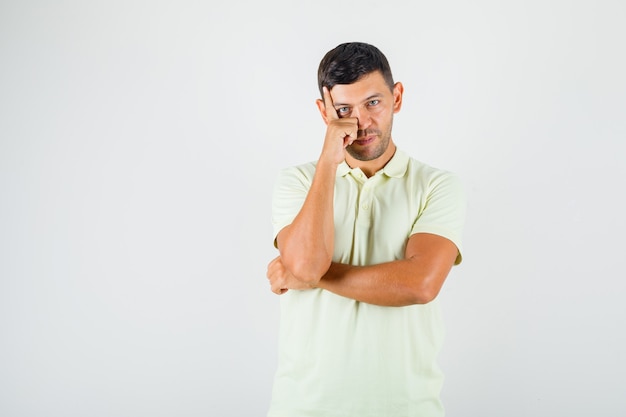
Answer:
[
  {"left": 317, "top": 42, "right": 395, "bottom": 97},
  {"left": 315, "top": 42, "right": 403, "bottom": 175}
]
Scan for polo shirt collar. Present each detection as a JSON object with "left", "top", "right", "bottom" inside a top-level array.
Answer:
[{"left": 336, "top": 149, "right": 409, "bottom": 178}]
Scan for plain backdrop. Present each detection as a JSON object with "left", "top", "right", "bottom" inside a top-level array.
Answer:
[{"left": 1, "top": 1, "right": 624, "bottom": 416}]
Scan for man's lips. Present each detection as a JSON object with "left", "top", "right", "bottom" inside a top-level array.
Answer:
[
  {"left": 353, "top": 129, "right": 381, "bottom": 146},
  {"left": 353, "top": 135, "right": 376, "bottom": 146}
]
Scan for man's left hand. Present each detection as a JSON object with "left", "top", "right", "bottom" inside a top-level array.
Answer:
[{"left": 266, "top": 256, "right": 314, "bottom": 295}]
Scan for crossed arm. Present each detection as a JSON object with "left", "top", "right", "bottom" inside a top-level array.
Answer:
[{"left": 268, "top": 229, "right": 458, "bottom": 307}]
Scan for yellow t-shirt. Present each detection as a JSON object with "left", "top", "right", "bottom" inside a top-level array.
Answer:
[{"left": 268, "top": 149, "right": 466, "bottom": 417}]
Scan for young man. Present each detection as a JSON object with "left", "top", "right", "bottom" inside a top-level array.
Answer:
[{"left": 266, "top": 42, "right": 466, "bottom": 417}]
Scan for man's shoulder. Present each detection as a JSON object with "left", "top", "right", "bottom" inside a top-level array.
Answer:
[
  {"left": 280, "top": 160, "right": 317, "bottom": 174},
  {"left": 403, "top": 153, "right": 459, "bottom": 183},
  {"left": 274, "top": 160, "right": 318, "bottom": 184}
]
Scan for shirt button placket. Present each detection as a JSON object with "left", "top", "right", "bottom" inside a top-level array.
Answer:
[{"left": 359, "top": 179, "right": 372, "bottom": 220}]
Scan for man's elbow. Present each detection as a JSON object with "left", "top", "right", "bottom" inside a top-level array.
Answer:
[
  {"left": 410, "top": 289, "right": 439, "bottom": 305},
  {"left": 406, "top": 280, "right": 443, "bottom": 305},
  {"left": 282, "top": 255, "right": 331, "bottom": 285}
]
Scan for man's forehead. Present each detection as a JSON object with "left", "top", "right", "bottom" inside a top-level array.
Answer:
[{"left": 330, "top": 73, "right": 389, "bottom": 105}]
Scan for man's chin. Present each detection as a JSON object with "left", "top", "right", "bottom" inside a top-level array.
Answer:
[{"left": 347, "top": 147, "right": 382, "bottom": 162}]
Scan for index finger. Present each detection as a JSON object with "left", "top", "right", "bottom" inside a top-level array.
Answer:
[{"left": 322, "top": 86, "right": 339, "bottom": 120}]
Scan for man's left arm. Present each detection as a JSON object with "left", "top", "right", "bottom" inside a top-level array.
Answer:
[{"left": 315, "top": 232, "right": 458, "bottom": 306}]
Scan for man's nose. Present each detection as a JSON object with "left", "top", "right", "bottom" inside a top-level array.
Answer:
[{"left": 352, "top": 108, "right": 371, "bottom": 129}]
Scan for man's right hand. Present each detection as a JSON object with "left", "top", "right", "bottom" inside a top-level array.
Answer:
[{"left": 320, "top": 86, "right": 358, "bottom": 165}]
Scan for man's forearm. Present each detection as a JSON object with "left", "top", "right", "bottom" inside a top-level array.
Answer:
[
  {"left": 316, "top": 261, "right": 440, "bottom": 307},
  {"left": 316, "top": 261, "right": 425, "bottom": 307},
  {"left": 315, "top": 233, "right": 458, "bottom": 306}
]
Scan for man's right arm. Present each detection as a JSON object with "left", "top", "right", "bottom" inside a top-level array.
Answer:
[
  {"left": 275, "top": 159, "right": 337, "bottom": 284},
  {"left": 275, "top": 86, "right": 358, "bottom": 285}
]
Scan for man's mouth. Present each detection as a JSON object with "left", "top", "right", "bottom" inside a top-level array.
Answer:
[
  {"left": 353, "top": 130, "right": 380, "bottom": 146},
  {"left": 353, "top": 136, "right": 375, "bottom": 146}
]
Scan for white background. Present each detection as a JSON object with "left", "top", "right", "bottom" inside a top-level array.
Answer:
[{"left": 1, "top": 1, "right": 624, "bottom": 416}]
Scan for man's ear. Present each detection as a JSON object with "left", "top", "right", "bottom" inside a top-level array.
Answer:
[
  {"left": 315, "top": 98, "right": 329, "bottom": 124},
  {"left": 393, "top": 82, "right": 404, "bottom": 113}
]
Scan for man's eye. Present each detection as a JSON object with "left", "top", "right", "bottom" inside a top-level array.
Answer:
[
  {"left": 368, "top": 100, "right": 380, "bottom": 106},
  {"left": 337, "top": 107, "right": 350, "bottom": 115}
]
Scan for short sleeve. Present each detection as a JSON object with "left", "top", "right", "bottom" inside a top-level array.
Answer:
[
  {"left": 410, "top": 171, "right": 467, "bottom": 265},
  {"left": 271, "top": 164, "right": 315, "bottom": 248}
]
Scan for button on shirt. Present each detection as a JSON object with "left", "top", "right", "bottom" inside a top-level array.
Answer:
[{"left": 269, "top": 149, "right": 466, "bottom": 417}]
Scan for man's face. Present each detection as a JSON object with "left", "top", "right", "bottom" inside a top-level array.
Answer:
[{"left": 327, "top": 71, "right": 402, "bottom": 162}]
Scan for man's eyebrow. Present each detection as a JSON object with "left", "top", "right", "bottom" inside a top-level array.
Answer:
[{"left": 333, "top": 94, "right": 383, "bottom": 107}]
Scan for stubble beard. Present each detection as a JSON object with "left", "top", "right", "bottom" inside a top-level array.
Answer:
[{"left": 346, "top": 119, "right": 394, "bottom": 162}]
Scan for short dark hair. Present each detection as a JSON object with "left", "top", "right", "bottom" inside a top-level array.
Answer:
[{"left": 317, "top": 42, "right": 395, "bottom": 97}]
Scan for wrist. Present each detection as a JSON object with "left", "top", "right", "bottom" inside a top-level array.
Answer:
[{"left": 318, "top": 145, "right": 345, "bottom": 166}]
